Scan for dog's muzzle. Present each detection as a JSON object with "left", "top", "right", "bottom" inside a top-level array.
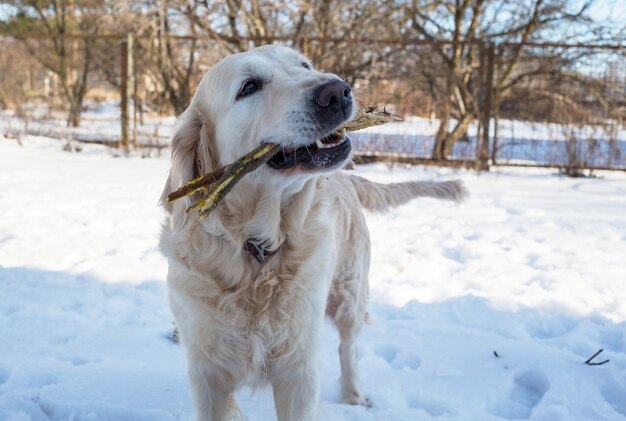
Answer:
[{"left": 266, "top": 79, "right": 353, "bottom": 172}]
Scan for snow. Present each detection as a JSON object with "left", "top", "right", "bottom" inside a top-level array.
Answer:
[{"left": 1, "top": 136, "right": 626, "bottom": 421}]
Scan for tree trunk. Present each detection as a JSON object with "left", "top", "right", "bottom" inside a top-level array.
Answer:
[
  {"left": 491, "top": 88, "right": 501, "bottom": 165},
  {"left": 444, "top": 115, "right": 473, "bottom": 157},
  {"left": 433, "top": 124, "right": 448, "bottom": 161},
  {"left": 67, "top": 99, "right": 81, "bottom": 127},
  {"left": 432, "top": 113, "right": 473, "bottom": 160},
  {"left": 432, "top": 83, "right": 452, "bottom": 160}
]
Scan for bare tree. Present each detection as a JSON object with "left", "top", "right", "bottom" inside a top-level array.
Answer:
[
  {"left": 498, "top": 45, "right": 625, "bottom": 175},
  {"left": 406, "top": 0, "right": 601, "bottom": 161},
  {"left": 184, "top": 0, "right": 406, "bottom": 82},
  {"left": 2, "top": 0, "right": 107, "bottom": 126},
  {"left": 0, "top": 37, "right": 35, "bottom": 113}
]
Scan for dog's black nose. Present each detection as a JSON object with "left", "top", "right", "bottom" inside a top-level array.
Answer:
[{"left": 314, "top": 80, "right": 352, "bottom": 114}]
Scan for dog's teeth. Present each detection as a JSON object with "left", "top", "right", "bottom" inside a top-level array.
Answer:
[
  {"left": 316, "top": 138, "right": 325, "bottom": 149},
  {"left": 341, "top": 128, "right": 347, "bottom": 139}
]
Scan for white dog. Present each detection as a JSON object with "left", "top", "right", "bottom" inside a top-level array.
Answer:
[{"left": 160, "top": 45, "right": 466, "bottom": 421}]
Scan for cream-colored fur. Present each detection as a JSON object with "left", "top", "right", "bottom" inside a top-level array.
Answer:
[{"left": 160, "top": 45, "right": 467, "bottom": 421}]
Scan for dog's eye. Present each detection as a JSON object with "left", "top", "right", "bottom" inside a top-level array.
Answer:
[
  {"left": 237, "top": 79, "right": 262, "bottom": 100},
  {"left": 301, "top": 62, "right": 311, "bottom": 70}
]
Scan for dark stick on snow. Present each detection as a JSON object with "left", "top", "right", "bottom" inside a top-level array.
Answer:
[{"left": 584, "top": 349, "right": 609, "bottom": 366}]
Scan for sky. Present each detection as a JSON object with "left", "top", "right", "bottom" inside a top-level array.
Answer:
[
  {"left": 589, "top": 0, "right": 626, "bottom": 23},
  {"left": 0, "top": 1, "right": 624, "bottom": 42}
]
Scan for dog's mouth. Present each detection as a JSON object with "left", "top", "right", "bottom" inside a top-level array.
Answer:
[{"left": 266, "top": 129, "right": 351, "bottom": 171}]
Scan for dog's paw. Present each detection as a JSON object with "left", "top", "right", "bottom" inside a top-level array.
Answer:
[{"left": 341, "top": 392, "right": 373, "bottom": 408}]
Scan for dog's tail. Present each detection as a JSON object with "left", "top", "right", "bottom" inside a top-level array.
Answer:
[{"left": 349, "top": 175, "right": 468, "bottom": 213}]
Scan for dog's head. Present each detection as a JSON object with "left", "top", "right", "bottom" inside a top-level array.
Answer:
[
  {"left": 162, "top": 45, "right": 355, "bottom": 222},
  {"left": 199, "top": 44, "right": 354, "bottom": 172}
]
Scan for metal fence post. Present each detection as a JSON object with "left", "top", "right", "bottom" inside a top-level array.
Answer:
[
  {"left": 120, "top": 36, "right": 129, "bottom": 150},
  {"left": 478, "top": 42, "right": 495, "bottom": 170},
  {"left": 476, "top": 43, "right": 484, "bottom": 161},
  {"left": 127, "top": 33, "right": 135, "bottom": 147},
  {"left": 120, "top": 33, "right": 134, "bottom": 150},
  {"left": 476, "top": 42, "right": 486, "bottom": 167}
]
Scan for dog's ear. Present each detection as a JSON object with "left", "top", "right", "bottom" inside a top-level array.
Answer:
[{"left": 160, "top": 108, "right": 219, "bottom": 227}]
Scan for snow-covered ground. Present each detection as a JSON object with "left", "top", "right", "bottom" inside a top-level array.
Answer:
[{"left": 1, "top": 137, "right": 626, "bottom": 421}]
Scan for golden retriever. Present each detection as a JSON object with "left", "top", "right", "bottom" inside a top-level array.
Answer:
[{"left": 160, "top": 45, "right": 466, "bottom": 421}]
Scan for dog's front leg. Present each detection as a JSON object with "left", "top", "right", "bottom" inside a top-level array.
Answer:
[
  {"left": 187, "top": 354, "right": 240, "bottom": 421},
  {"left": 271, "top": 358, "right": 320, "bottom": 421}
]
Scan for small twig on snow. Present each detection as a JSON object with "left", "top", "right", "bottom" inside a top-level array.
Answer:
[{"left": 584, "top": 349, "right": 609, "bottom": 366}]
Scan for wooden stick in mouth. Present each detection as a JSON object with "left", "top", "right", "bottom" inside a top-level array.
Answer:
[
  {"left": 166, "top": 106, "right": 399, "bottom": 219},
  {"left": 189, "top": 143, "right": 281, "bottom": 218}
]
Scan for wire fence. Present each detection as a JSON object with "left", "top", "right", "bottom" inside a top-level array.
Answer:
[
  {"left": 490, "top": 44, "right": 626, "bottom": 172},
  {"left": 1, "top": 34, "right": 624, "bottom": 171}
]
